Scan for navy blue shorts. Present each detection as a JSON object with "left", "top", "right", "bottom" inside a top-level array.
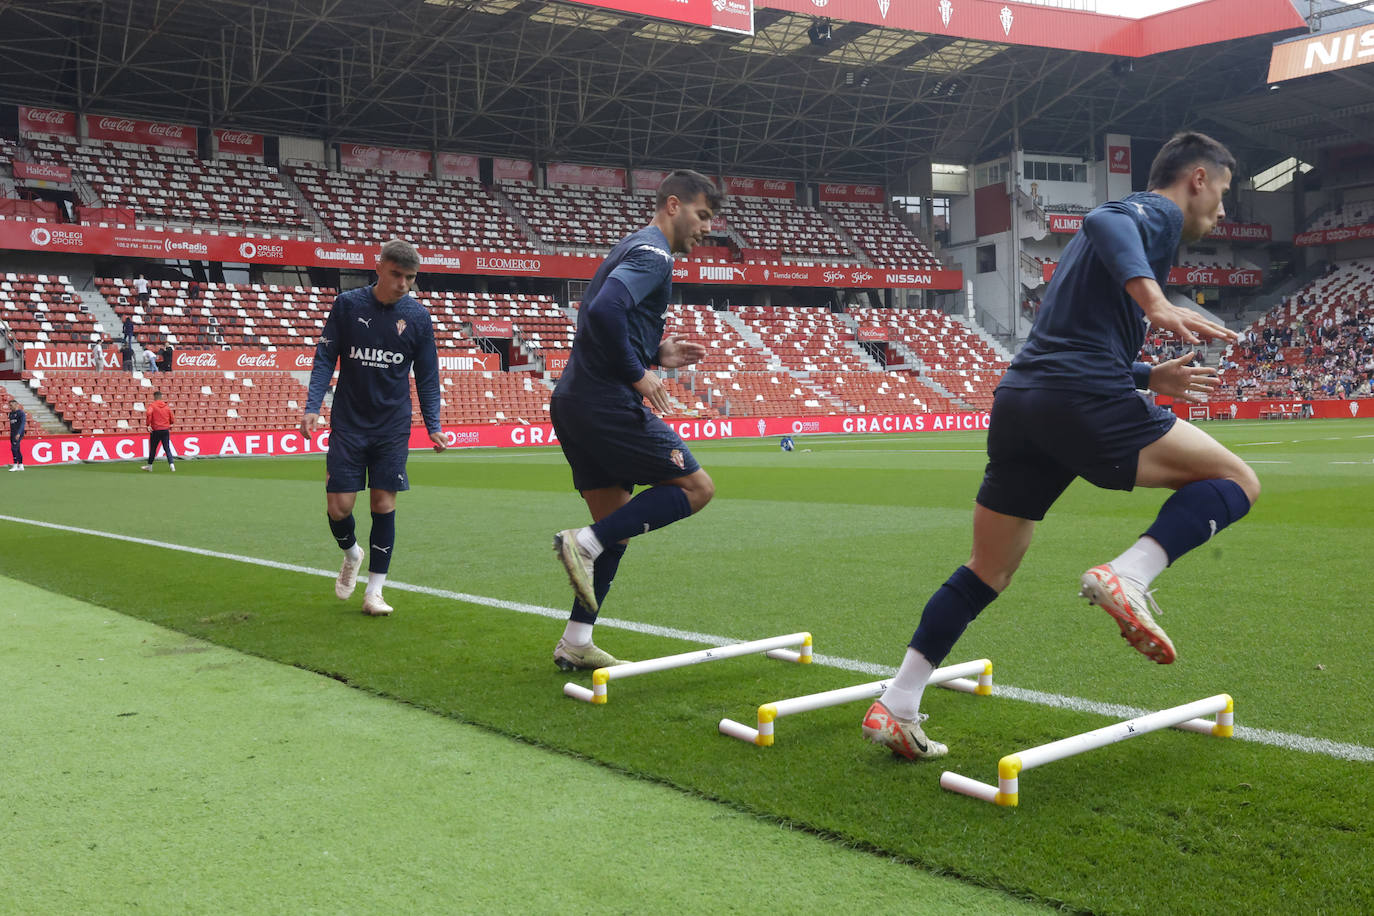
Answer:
[
  {"left": 976, "top": 386, "right": 1177, "bottom": 521},
  {"left": 550, "top": 396, "right": 700, "bottom": 492},
  {"left": 325, "top": 427, "right": 411, "bottom": 493}
]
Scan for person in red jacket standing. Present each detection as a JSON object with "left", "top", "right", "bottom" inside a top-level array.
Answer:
[{"left": 141, "top": 390, "right": 176, "bottom": 472}]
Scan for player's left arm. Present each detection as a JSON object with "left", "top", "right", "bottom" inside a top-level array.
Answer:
[
  {"left": 412, "top": 313, "right": 446, "bottom": 453},
  {"left": 656, "top": 335, "right": 707, "bottom": 369}
]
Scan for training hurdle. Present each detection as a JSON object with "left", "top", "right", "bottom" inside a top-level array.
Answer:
[
  {"left": 563, "top": 631, "right": 812, "bottom": 704},
  {"left": 940, "top": 693, "right": 1234, "bottom": 807},
  {"left": 718, "top": 658, "right": 993, "bottom": 747}
]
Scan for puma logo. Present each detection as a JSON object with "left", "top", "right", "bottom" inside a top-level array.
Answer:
[
  {"left": 357, "top": 317, "right": 372, "bottom": 328},
  {"left": 1208, "top": 519, "right": 1218, "bottom": 540},
  {"left": 371, "top": 544, "right": 391, "bottom": 554}
]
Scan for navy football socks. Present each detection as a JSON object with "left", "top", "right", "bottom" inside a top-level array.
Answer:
[
  {"left": 369, "top": 510, "right": 396, "bottom": 574},
  {"left": 909, "top": 565, "right": 999, "bottom": 667},
  {"left": 569, "top": 542, "right": 628, "bottom": 626},
  {"left": 589, "top": 485, "right": 692, "bottom": 545},
  {"left": 328, "top": 513, "right": 357, "bottom": 551},
  {"left": 1143, "top": 478, "right": 1251, "bottom": 564}
]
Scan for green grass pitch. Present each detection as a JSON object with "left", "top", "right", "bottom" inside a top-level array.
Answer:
[{"left": 2, "top": 418, "right": 1371, "bottom": 914}]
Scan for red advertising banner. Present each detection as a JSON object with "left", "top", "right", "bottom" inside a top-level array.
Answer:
[
  {"left": 173, "top": 349, "right": 316, "bottom": 371},
  {"left": 1108, "top": 146, "right": 1132, "bottom": 174},
  {"left": 761, "top": 0, "right": 1302, "bottom": 57},
  {"left": 1208, "top": 222, "right": 1272, "bottom": 242},
  {"left": 1268, "top": 22, "right": 1374, "bottom": 84},
  {"left": 1167, "top": 398, "right": 1373, "bottom": 421},
  {"left": 12, "top": 160, "right": 72, "bottom": 185},
  {"left": 493, "top": 158, "right": 534, "bottom": 184},
  {"left": 1294, "top": 224, "right": 1374, "bottom": 246},
  {"left": 214, "top": 128, "right": 264, "bottom": 159},
  {"left": 0, "top": 219, "right": 963, "bottom": 289},
  {"left": 85, "top": 114, "right": 197, "bottom": 151},
  {"left": 1048, "top": 213, "right": 1084, "bottom": 234},
  {"left": 632, "top": 169, "right": 671, "bottom": 193},
  {"left": 818, "top": 183, "right": 885, "bottom": 204},
  {"left": 469, "top": 319, "right": 513, "bottom": 338},
  {"left": 18, "top": 106, "right": 77, "bottom": 139},
  {"left": 340, "top": 143, "right": 432, "bottom": 174},
  {"left": 544, "top": 350, "right": 570, "bottom": 373},
  {"left": 1042, "top": 262, "right": 1261, "bottom": 287},
  {"left": 856, "top": 327, "right": 887, "bottom": 342},
  {"left": 24, "top": 347, "right": 123, "bottom": 371},
  {"left": 0, "top": 200, "right": 60, "bottom": 221},
  {"left": 438, "top": 153, "right": 481, "bottom": 181},
  {"left": 76, "top": 206, "right": 138, "bottom": 225},
  {"left": 14, "top": 410, "right": 993, "bottom": 466},
  {"left": 547, "top": 163, "right": 627, "bottom": 189},
  {"left": 723, "top": 176, "right": 795, "bottom": 199},
  {"left": 563, "top": 0, "right": 753, "bottom": 34}
]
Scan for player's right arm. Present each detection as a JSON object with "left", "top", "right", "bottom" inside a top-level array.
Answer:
[{"left": 303, "top": 296, "right": 345, "bottom": 435}]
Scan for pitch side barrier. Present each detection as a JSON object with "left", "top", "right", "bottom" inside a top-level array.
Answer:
[{"left": 15, "top": 411, "right": 994, "bottom": 466}]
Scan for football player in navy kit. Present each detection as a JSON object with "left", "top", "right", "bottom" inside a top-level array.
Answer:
[
  {"left": 550, "top": 169, "right": 725, "bottom": 671},
  {"left": 302, "top": 239, "right": 446, "bottom": 617},
  {"left": 862, "top": 132, "right": 1260, "bottom": 760}
]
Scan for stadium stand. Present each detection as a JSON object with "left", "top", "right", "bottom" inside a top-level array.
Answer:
[
  {"left": 735, "top": 305, "right": 873, "bottom": 373},
  {"left": 849, "top": 307, "right": 1010, "bottom": 410},
  {"left": 1218, "top": 258, "right": 1374, "bottom": 400},
  {"left": 720, "top": 198, "right": 858, "bottom": 264},
  {"left": 98, "top": 278, "right": 334, "bottom": 349},
  {"left": 28, "top": 138, "right": 313, "bottom": 235},
  {"left": 1, "top": 273, "right": 104, "bottom": 346},
  {"left": 502, "top": 184, "right": 650, "bottom": 251},
  {"left": 284, "top": 164, "right": 534, "bottom": 250},
  {"left": 416, "top": 291, "right": 571, "bottom": 364},
  {"left": 823, "top": 202, "right": 942, "bottom": 270},
  {"left": 418, "top": 371, "right": 553, "bottom": 426},
  {"left": 1305, "top": 202, "right": 1374, "bottom": 231}
]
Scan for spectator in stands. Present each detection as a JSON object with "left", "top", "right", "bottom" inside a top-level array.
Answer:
[
  {"left": 549, "top": 169, "right": 724, "bottom": 672},
  {"left": 160, "top": 339, "right": 174, "bottom": 375},
  {"left": 122, "top": 316, "right": 135, "bottom": 348},
  {"left": 144, "top": 347, "right": 159, "bottom": 373},
  {"left": 121, "top": 339, "right": 134, "bottom": 372},
  {"left": 140, "top": 390, "right": 175, "bottom": 473},
  {"left": 7, "top": 398, "right": 25, "bottom": 471},
  {"left": 863, "top": 132, "right": 1259, "bottom": 761},
  {"left": 91, "top": 336, "right": 106, "bottom": 373},
  {"left": 301, "top": 239, "right": 445, "bottom": 618},
  {"left": 187, "top": 279, "right": 201, "bottom": 300},
  {"left": 134, "top": 273, "right": 150, "bottom": 306}
]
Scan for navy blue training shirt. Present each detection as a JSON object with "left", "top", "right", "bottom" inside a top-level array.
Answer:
[
  {"left": 306, "top": 286, "right": 441, "bottom": 436},
  {"left": 555, "top": 225, "right": 675, "bottom": 405},
  {"left": 1001, "top": 191, "right": 1183, "bottom": 394},
  {"left": 7, "top": 408, "right": 24, "bottom": 439}
]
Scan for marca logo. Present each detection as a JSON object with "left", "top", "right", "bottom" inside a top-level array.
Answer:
[
  {"left": 98, "top": 118, "right": 137, "bottom": 133},
  {"left": 427, "top": 255, "right": 462, "bottom": 269},
  {"left": 315, "top": 246, "right": 364, "bottom": 265},
  {"left": 475, "top": 256, "right": 541, "bottom": 272}
]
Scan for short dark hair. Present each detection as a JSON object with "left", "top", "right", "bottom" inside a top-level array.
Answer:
[
  {"left": 153, "top": 390, "right": 162, "bottom": 399},
  {"left": 656, "top": 169, "right": 725, "bottom": 213},
  {"left": 379, "top": 238, "right": 420, "bottom": 271},
  {"left": 1147, "top": 132, "right": 1236, "bottom": 190}
]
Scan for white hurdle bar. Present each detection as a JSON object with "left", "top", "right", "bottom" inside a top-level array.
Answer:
[
  {"left": 718, "top": 658, "right": 993, "bottom": 747},
  {"left": 940, "top": 692, "right": 1234, "bottom": 807},
  {"left": 563, "top": 632, "right": 812, "bottom": 704}
]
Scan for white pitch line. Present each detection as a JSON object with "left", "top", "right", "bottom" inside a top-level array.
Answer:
[{"left": 3, "top": 512, "right": 1371, "bottom": 765}]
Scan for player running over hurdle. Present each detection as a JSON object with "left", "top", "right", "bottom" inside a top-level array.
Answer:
[
  {"left": 863, "top": 132, "right": 1260, "bottom": 760},
  {"left": 549, "top": 169, "right": 725, "bottom": 671}
]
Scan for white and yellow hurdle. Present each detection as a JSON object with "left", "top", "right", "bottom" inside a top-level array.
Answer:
[
  {"left": 562, "top": 631, "right": 813, "bottom": 705},
  {"left": 940, "top": 693, "right": 1235, "bottom": 807}
]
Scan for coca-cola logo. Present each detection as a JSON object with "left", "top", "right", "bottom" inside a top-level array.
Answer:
[
  {"left": 763, "top": 180, "right": 789, "bottom": 191},
  {"left": 1328, "top": 228, "right": 1356, "bottom": 241},
  {"left": 147, "top": 123, "right": 186, "bottom": 138},
  {"left": 177, "top": 352, "right": 220, "bottom": 368},
  {"left": 236, "top": 353, "right": 278, "bottom": 368},
  {"left": 294, "top": 353, "right": 314, "bottom": 368},
  {"left": 390, "top": 149, "right": 424, "bottom": 164},
  {"left": 98, "top": 118, "right": 137, "bottom": 133},
  {"left": 219, "top": 131, "right": 256, "bottom": 146},
  {"left": 24, "top": 109, "right": 70, "bottom": 125},
  {"left": 1295, "top": 231, "right": 1322, "bottom": 245}
]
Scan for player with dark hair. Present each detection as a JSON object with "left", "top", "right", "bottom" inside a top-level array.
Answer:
[
  {"left": 140, "top": 390, "right": 176, "bottom": 472},
  {"left": 863, "top": 131, "right": 1257, "bottom": 760},
  {"left": 549, "top": 168, "right": 725, "bottom": 671},
  {"left": 7, "top": 398, "right": 25, "bottom": 471},
  {"left": 302, "top": 239, "right": 446, "bottom": 617}
]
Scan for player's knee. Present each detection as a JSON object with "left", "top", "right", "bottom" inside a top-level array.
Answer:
[
  {"left": 1231, "top": 463, "right": 1260, "bottom": 506},
  {"left": 685, "top": 472, "right": 715, "bottom": 513}
]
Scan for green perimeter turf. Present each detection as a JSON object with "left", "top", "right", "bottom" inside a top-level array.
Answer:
[
  {"left": 0, "top": 575, "right": 1045, "bottom": 915},
  {"left": 2, "top": 418, "right": 1372, "bottom": 914}
]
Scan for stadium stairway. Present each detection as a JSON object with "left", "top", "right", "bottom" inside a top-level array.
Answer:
[
  {"left": 1, "top": 378, "right": 68, "bottom": 434},
  {"left": 954, "top": 314, "right": 1014, "bottom": 365},
  {"left": 278, "top": 171, "right": 336, "bottom": 243},
  {"left": 488, "top": 186, "right": 553, "bottom": 255},
  {"left": 77, "top": 289, "right": 135, "bottom": 353},
  {"left": 817, "top": 212, "right": 875, "bottom": 268},
  {"left": 718, "top": 311, "right": 782, "bottom": 369}
]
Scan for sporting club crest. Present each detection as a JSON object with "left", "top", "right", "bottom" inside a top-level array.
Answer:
[
  {"left": 1000, "top": 5, "right": 1013, "bottom": 36},
  {"left": 670, "top": 448, "right": 685, "bottom": 470},
  {"left": 939, "top": 0, "right": 952, "bottom": 27},
  {"left": 395, "top": 319, "right": 407, "bottom": 336},
  {"left": 877, "top": 0, "right": 890, "bottom": 18}
]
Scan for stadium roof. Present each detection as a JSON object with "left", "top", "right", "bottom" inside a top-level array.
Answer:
[{"left": 0, "top": 0, "right": 1360, "bottom": 185}]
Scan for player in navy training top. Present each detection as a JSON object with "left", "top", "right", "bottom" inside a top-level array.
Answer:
[
  {"left": 7, "top": 398, "right": 25, "bottom": 471},
  {"left": 549, "top": 169, "right": 725, "bottom": 671},
  {"left": 302, "top": 239, "right": 447, "bottom": 617},
  {"left": 863, "top": 132, "right": 1262, "bottom": 761}
]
